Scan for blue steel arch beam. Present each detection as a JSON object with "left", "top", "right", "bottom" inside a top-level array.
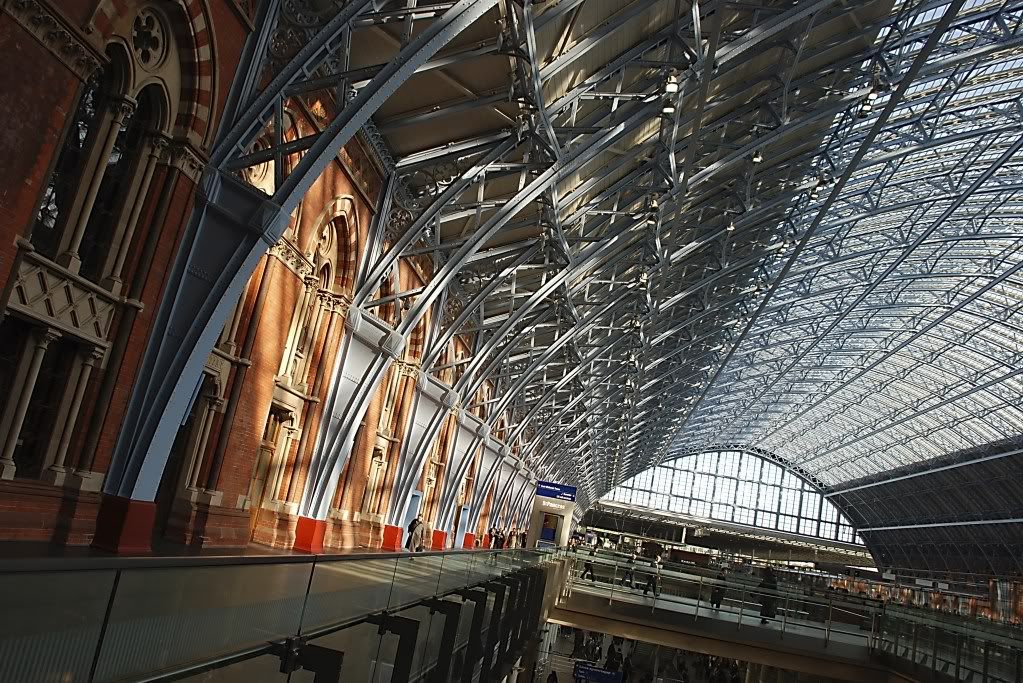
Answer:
[
  {"left": 387, "top": 274, "right": 638, "bottom": 525},
  {"left": 299, "top": 102, "right": 660, "bottom": 521},
  {"left": 105, "top": 0, "right": 506, "bottom": 502}
]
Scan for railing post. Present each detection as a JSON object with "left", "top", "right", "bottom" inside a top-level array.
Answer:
[
  {"left": 780, "top": 591, "right": 789, "bottom": 639},
  {"left": 87, "top": 568, "right": 122, "bottom": 683},
  {"left": 911, "top": 621, "right": 919, "bottom": 664},
  {"left": 931, "top": 627, "right": 938, "bottom": 673},
  {"left": 609, "top": 563, "right": 617, "bottom": 606},
  {"left": 982, "top": 640, "right": 990, "bottom": 683},
  {"left": 695, "top": 576, "right": 703, "bottom": 621},
  {"left": 867, "top": 609, "right": 876, "bottom": 650},
  {"left": 737, "top": 586, "right": 746, "bottom": 630},
  {"left": 954, "top": 632, "right": 962, "bottom": 681},
  {"left": 825, "top": 597, "right": 833, "bottom": 647}
]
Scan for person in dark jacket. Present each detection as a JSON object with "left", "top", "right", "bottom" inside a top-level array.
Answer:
[
  {"left": 758, "top": 567, "right": 778, "bottom": 624},
  {"left": 619, "top": 551, "right": 637, "bottom": 588},
  {"left": 711, "top": 570, "right": 726, "bottom": 609},
  {"left": 404, "top": 517, "right": 422, "bottom": 551},
  {"left": 409, "top": 516, "right": 426, "bottom": 552},
  {"left": 604, "top": 642, "right": 621, "bottom": 672},
  {"left": 547, "top": 671, "right": 558, "bottom": 683},
  {"left": 580, "top": 546, "right": 597, "bottom": 581},
  {"left": 643, "top": 554, "right": 662, "bottom": 596}
]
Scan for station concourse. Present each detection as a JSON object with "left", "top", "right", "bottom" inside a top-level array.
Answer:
[{"left": 0, "top": 0, "right": 1021, "bottom": 678}]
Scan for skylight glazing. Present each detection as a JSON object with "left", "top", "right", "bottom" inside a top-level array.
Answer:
[
  {"left": 667, "top": 0, "right": 1023, "bottom": 488},
  {"left": 603, "top": 450, "right": 863, "bottom": 544}
]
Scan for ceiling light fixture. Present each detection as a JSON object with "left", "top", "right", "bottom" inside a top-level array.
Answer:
[{"left": 664, "top": 73, "right": 680, "bottom": 94}]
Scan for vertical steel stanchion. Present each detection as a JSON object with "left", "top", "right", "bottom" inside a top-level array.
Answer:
[
  {"left": 609, "top": 563, "right": 617, "bottom": 606},
  {"left": 825, "top": 597, "right": 833, "bottom": 647},
  {"left": 982, "top": 640, "right": 990, "bottom": 683},
  {"left": 781, "top": 591, "right": 790, "bottom": 639},
  {"left": 737, "top": 586, "right": 746, "bottom": 630},
  {"left": 695, "top": 576, "right": 703, "bottom": 621},
  {"left": 954, "top": 632, "right": 962, "bottom": 681},
  {"left": 912, "top": 622, "right": 919, "bottom": 665}
]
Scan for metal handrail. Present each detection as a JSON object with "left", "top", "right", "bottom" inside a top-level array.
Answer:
[{"left": 0, "top": 545, "right": 529, "bottom": 573}]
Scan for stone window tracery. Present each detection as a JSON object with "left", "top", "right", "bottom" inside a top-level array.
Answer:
[{"left": 29, "top": 5, "right": 180, "bottom": 289}]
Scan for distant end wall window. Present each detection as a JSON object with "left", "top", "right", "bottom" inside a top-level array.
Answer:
[{"left": 601, "top": 449, "right": 863, "bottom": 545}]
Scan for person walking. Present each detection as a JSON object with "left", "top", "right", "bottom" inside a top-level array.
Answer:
[
  {"left": 619, "top": 550, "right": 637, "bottom": 588},
  {"left": 412, "top": 516, "right": 427, "bottom": 552},
  {"left": 758, "top": 567, "right": 778, "bottom": 624},
  {"left": 580, "top": 546, "right": 597, "bottom": 581},
  {"left": 711, "top": 569, "right": 726, "bottom": 609},
  {"left": 405, "top": 516, "right": 423, "bottom": 552},
  {"left": 546, "top": 671, "right": 558, "bottom": 683},
  {"left": 643, "top": 553, "right": 662, "bottom": 596}
]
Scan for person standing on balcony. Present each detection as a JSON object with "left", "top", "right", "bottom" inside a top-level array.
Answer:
[
  {"left": 619, "top": 550, "right": 637, "bottom": 588},
  {"left": 405, "top": 516, "right": 421, "bottom": 551},
  {"left": 711, "top": 569, "right": 726, "bottom": 609},
  {"left": 643, "top": 554, "right": 663, "bottom": 596},
  {"left": 758, "top": 567, "right": 778, "bottom": 624},
  {"left": 580, "top": 546, "right": 597, "bottom": 581},
  {"left": 408, "top": 515, "right": 426, "bottom": 552}
]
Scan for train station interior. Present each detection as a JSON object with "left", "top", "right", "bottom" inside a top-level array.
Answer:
[{"left": 0, "top": 0, "right": 1021, "bottom": 678}]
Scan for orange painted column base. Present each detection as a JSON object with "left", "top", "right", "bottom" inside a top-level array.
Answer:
[
  {"left": 92, "top": 495, "right": 156, "bottom": 554},
  {"left": 431, "top": 529, "right": 447, "bottom": 550},
  {"left": 293, "top": 516, "right": 326, "bottom": 554},
  {"left": 382, "top": 524, "right": 404, "bottom": 551},
  {"left": 481, "top": 534, "right": 491, "bottom": 550},
  {"left": 462, "top": 532, "right": 476, "bottom": 549}
]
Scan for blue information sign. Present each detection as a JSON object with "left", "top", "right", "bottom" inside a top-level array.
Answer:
[
  {"left": 536, "top": 480, "right": 577, "bottom": 501},
  {"left": 572, "top": 662, "right": 623, "bottom": 682}
]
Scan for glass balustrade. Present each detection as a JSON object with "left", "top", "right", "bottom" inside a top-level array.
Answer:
[
  {"left": 558, "top": 549, "right": 1022, "bottom": 682},
  {"left": 0, "top": 548, "right": 552, "bottom": 683}
]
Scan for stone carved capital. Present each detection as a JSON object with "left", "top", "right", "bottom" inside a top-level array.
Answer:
[
  {"left": 84, "top": 346, "right": 105, "bottom": 364},
  {"left": 35, "top": 327, "right": 61, "bottom": 349},
  {"left": 270, "top": 238, "right": 315, "bottom": 279},
  {"left": 160, "top": 141, "right": 207, "bottom": 184},
  {"left": 107, "top": 95, "right": 136, "bottom": 121}
]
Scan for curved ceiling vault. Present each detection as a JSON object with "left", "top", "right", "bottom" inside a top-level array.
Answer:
[{"left": 264, "top": 0, "right": 1023, "bottom": 575}]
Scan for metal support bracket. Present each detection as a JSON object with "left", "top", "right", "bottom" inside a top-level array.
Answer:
[
  {"left": 271, "top": 636, "right": 345, "bottom": 683},
  {"left": 365, "top": 613, "right": 421, "bottom": 683},
  {"left": 423, "top": 598, "right": 464, "bottom": 683}
]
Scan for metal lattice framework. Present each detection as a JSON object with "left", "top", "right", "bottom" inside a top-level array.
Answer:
[{"left": 111, "top": 0, "right": 1023, "bottom": 573}]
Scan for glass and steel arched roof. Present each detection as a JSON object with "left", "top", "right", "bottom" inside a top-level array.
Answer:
[
  {"left": 249, "top": 0, "right": 1023, "bottom": 573},
  {"left": 601, "top": 449, "right": 864, "bottom": 545}
]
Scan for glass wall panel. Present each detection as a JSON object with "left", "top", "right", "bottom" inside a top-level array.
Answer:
[{"left": 601, "top": 449, "right": 862, "bottom": 544}]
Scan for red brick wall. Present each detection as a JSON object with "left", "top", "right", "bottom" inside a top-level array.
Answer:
[{"left": 0, "top": 12, "right": 80, "bottom": 287}]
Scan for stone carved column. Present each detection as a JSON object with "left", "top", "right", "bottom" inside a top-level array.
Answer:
[
  {"left": 0, "top": 329, "right": 60, "bottom": 478},
  {"left": 59, "top": 97, "right": 136, "bottom": 272},
  {"left": 183, "top": 394, "right": 222, "bottom": 491},
  {"left": 44, "top": 346, "right": 103, "bottom": 481},
  {"left": 102, "top": 134, "right": 170, "bottom": 292}
]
